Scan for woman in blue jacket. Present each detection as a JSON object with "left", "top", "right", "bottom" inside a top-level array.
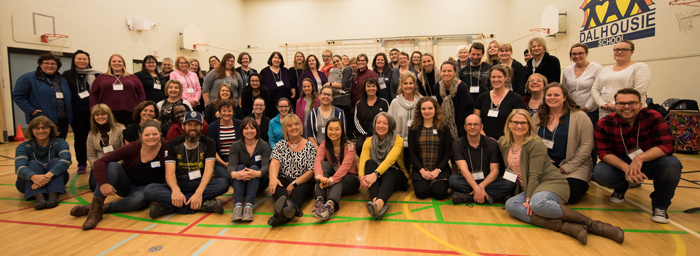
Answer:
[{"left": 268, "top": 98, "right": 292, "bottom": 150}]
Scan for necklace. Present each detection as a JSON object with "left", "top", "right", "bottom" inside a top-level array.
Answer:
[
  {"left": 510, "top": 144, "right": 523, "bottom": 154},
  {"left": 289, "top": 137, "right": 302, "bottom": 149}
]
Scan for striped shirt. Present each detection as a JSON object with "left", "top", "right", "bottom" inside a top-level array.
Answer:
[{"left": 219, "top": 125, "right": 237, "bottom": 156}]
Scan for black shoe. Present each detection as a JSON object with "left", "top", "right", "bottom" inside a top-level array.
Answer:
[
  {"left": 46, "top": 192, "right": 59, "bottom": 208},
  {"left": 283, "top": 198, "right": 299, "bottom": 218},
  {"left": 652, "top": 208, "right": 669, "bottom": 224},
  {"left": 149, "top": 203, "right": 174, "bottom": 219},
  {"left": 201, "top": 199, "right": 223, "bottom": 213},
  {"left": 375, "top": 204, "right": 390, "bottom": 220},
  {"left": 452, "top": 192, "right": 474, "bottom": 205},
  {"left": 609, "top": 192, "right": 626, "bottom": 203},
  {"left": 267, "top": 212, "right": 287, "bottom": 227},
  {"left": 34, "top": 193, "right": 47, "bottom": 210},
  {"left": 485, "top": 194, "right": 495, "bottom": 205}
]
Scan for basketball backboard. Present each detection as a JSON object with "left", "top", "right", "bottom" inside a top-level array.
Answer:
[{"left": 11, "top": 2, "right": 71, "bottom": 48}]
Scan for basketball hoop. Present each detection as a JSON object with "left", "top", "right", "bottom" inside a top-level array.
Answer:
[
  {"left": 193, "top": 43, "right": 209, "bottom": 50},
  {"left": 41, "top": 33, "right": 68, "bottom": 56},
  {"left": 670, "top": 0, "right": 700, "bottom": 31},
  {"left": 529, "top": 28, "right": 551, "bottom": 37}
]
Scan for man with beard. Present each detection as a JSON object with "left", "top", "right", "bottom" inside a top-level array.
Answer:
[
  {"left": 145, "top": 111, "right": 228, "bottom": 218},
  {"left": 459, "top": 43, "right": 492, "bottom": 102}
]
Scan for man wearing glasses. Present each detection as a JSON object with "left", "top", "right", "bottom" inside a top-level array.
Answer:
[{"left": 592, "top": 88, "right": 681, "bottom": 224}]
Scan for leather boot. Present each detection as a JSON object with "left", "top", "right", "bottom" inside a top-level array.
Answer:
[
  {"left": 285, "top": 198, "right": 302, "bottom": 218},
  {"left": 34, "top": 193, "right": 47, "bottom": 210},
  {"left": 71, "top": 203, "right": 110, "bottom": 217},
  {"left": 559, "top": 205, "right": 624, "bottom": 243},
  {"left": 82, "top": 197, "right": 106, "bottom": 230},
  {"left": 529, "top": 215, "right": 588, "bottom": 245}
]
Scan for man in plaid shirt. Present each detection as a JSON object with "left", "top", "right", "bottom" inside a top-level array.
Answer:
[{"left": 592, "top": 88, "right": 682, "bottom": 224}]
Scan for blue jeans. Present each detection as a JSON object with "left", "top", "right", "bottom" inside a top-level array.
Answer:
[
  {"left": 15, "top": 159, "right": 68, "bottom": 200},
  {"left": 232, "top": 164, "right": 260, "bottom": 205},
  {"left": 92, "top": 162, "right": 150, "bottom": 213},
  {"left": 144, "top": 176, "right": 229, "bottom": 214},
  {"left": 448, "top": 175, "right": 516, "bottom": 202},
  {"left": 213, "top": 163, "right": 230, "bottom": 183},
  {"left": 505, "top": 191, "right": 566, "bottom": 223},
  {"left": 592, "top": 154, "right": 682, "bottom": 210}
]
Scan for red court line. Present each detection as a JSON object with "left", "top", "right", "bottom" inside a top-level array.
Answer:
[
  {"left": 178, "top": 213, "right": 212, "bottom": 234},
  {"left": 0, "top": 206, "right": 34, "bottom": 215},
  {"left": 0, "top": 219, "right": 461, "bottom": 255}
]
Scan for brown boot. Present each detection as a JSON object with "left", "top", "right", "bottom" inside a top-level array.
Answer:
[
  {"left": 82, "top": 197, "right": 105, "bottom": 230},
  {"left": 529, "top": 215, "right": 588, "bottom": 245},
  {"left": 71, "top": 203, "right": 110, "bottom": 217},
  {"left": 559, "top": 205, "right": 624, "bottom": 243}
]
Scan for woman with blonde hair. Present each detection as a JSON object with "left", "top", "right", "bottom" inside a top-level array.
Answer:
[
  {"left": 90, "top": 54, "right": 145, "bottom": 126},
  {"left": 388, "top": 72, "right": 421, "bottom": 166},
  {"left": 170, "top": 55, "right": 202, "bottom": 109},
  {"left": 486, "top": 41, "right": 502, "bottom": 65},
  {"left": 456, "top": 45, "right": 470, "bottom": 70},
  {"left": 526, "top": 37, "right": 561, "bottom": 83},
  {"left": 498, "top": 43, "right": 527, "bottom": 96},
  {"left": 86, "top": 104, "right": 125, "bottom": 191}
]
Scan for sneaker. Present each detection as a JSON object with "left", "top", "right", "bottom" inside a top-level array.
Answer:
[
  {"left": 231, "top": 205, "right": 243, "bottom": 221},
  {"left": 201, "top": 199, "right": 224, "bottom": 213},
  {"left": 319, "top": 201, "right": 335, "bottom": 221},
  {"left": 149, "top": 203, "right": 174, "bottom": 219},
  {"left": 77, "top": 165, "right": 87, "bottom": 174},
  {"left": 242, "top": 206, "right": 254, "bottom": 221},
  {"left": 312, "top": 196, "right": 324, "bottom": 215},
  {"left": 609, "top": 192, "right": 626, "bottom": 203},
  {"left": 652, "top": 208, "right": 669, "bottom": 224}
]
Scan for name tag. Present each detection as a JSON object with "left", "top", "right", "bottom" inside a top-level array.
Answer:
[
  {"left": 627, "top": 148, "right": 643, "bottom": 160},
  {"left": 472, "top": 171, "right": 484, "bottom": 180},
  {"left": 602, "top": 87, "right": 613, "bottom": 94},
  {"left": 56, "top": 92, "right": 64, "bottom": 99},
  {"left": 542, "top": 139, "right": 554, "bottom": 149},
  {"left": 188, "top": 170, "right": 202, "bottom": 180},
  {"left": 407, "top": 119, "right": 413, "bottom": 127},
  {"left": 78, "top": 91, "right": 90, "bottom": 99},
  {"left": 503, "top": 170, "right": 518, "bottom": 183},
  {"left": 432, "top": 129, "right": 438, "bottom": 135},
  {"left": 379, "top": 80, "right": 387, "bottom": 89},
  {"left": 470, "top": 86, "right": 480, "bottom": 93},
  {"left": 102, "top": 145, "right": 114, "bottom": 153},
  {"left": 151, "top": 161, "right": 161, "bottom": 168},
  {"left": 154, "top": 81, "right": 161, "bottom": 90},
  {"left": 254, "top": 155, "right": 261, "bottom": 162},
  {"left": 321, "top": 127, "right": 326, "bottom": 134},
  {"left": 187, "top": 88, "right": 195, "bottom": 93},
  {"left": 487, "top": 109, "right": 499, "bottom": 117},
  {"left": 113, "top": 82, "right": 124, "bottom": 91},
  {"left": 164, "top": 150, "right": 168, "bottom": 157},
  {"left": 276, "top": 81, "right": 284, "bottom": 87}
]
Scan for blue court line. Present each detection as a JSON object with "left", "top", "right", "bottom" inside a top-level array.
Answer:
[{"left": 96, "top": 234, "right": 138, "bottom": 256}]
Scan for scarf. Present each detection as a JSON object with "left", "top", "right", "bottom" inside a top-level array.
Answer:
[
  {"left": 76, "top": 68, "right": 101, "bottom": 86},
  {"left": 439, "top": 79, "right": 460, "bottom": 139},
  {"left": 371, "top": 131, "right": 396, "bottom": 164}
]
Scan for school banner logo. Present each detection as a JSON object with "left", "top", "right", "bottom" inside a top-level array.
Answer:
[{"left": 580, "top": 0, "right": 656, "bottom": 48}]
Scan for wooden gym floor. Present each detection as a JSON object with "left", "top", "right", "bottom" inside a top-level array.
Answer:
[{"left": 0, "top": 134, "right": 699, "bottom": 255}]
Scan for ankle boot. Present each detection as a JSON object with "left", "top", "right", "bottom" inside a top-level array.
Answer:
[
  {"left": 34, "top": 193, "right": 47, "bottom": 210},
  {"left": 559, "top": 205, "right": 624, "bottom": 243},
  {"left": 529, "top": 215, "right": 588, "bottom": 245},
  {"left": 72, "top": 202, "right": 110, "bottom": 217},
  {"left": 82, "top": 197, "right": 106, "bottom": 230},
  {"left": 46, "top": 192, "right": 59, "bottom": 208},
  {"left": 284, "top": 198, "right": 302, "bottom": 218}
]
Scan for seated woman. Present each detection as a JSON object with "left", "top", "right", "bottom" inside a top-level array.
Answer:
[
  {"left": 523, "top": 73, "right": 547, "bottom": 116},
  {"left": 312, "top": 118, "right": 359, "bottom": 221},
  {"left": 267, "top": 98, "right": 292, "bottom": 149},
  {"left": 14, "top": 116, "right": 72, "bottom": 210},
  {"left": 228, "top": 117, "right": 271, "bottom": 222},
  {"left": 246, "top": 97, "right": 270, "bottom": 142},
  {"left": 359, "top": 112, "right": 408, "bottom": 219},
  {"left": 501, "top": 109, "right": 623, "bottom": 245},
  {"left": 206, "top": 99, "right": 242, "bottom": 184},
  {"left": 157, "top": 80, "right": 193, "bottom": 136},
  {"left": 204, "top": 83, "right": 244, "bottom": 124},
  {"left": 307, "top": 85, "right": 346, "bottom": 148},
  {"left": 71, "top": 119, "right": 167, "bottom": 230},
  {"left": 166, "top": 104, "right": 209, "bottom": 140},
  {"left": 267, "top": 115, "right": 317, "bottom": 227},
  {"left": 123, "top": 101, "right": 159, "bottom": 143},
  {"left": 295, "top": 78, "right": 320, "bottom": 133},
  {"left": 86, "top": 104, "right": 125, "bottom": 191},
  {"left": 532, "top": 83, "right": 593, "bottom": 204},
  {"left": 408, "top": 97, "right": 452, "bottom": 200}
]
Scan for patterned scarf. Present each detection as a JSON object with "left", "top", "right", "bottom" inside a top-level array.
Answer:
[
  {"left": 371, "top": 131, "right": 396, "bottom": 164},
  {"left": 439, "top": 79, "right": 460, "bottom": 139}
]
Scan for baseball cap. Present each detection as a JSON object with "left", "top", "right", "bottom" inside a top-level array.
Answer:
[{"left": 183, "top": 111, "right": 203, "bottom": 125}]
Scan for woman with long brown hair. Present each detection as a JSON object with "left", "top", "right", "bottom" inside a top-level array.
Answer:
[
  {"left": 203, "top": 53, "right": 244, "bottom": 106},
  {"left": 408, "top": 97, "right": 451, "bottom": 200}
]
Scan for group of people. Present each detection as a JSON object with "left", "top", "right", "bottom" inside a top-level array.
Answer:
[{"left": 12, "top": 38, "right": 682, "bottom": 245}]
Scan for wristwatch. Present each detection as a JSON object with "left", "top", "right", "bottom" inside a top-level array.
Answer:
[
  {"left": 292, "top": 181, "right": 298, "bottom": 187},
  {"left": 373, "top": 171, "right": 381, "bottom": 178}
]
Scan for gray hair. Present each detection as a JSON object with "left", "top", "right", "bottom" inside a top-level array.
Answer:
[
  {"left": 373, "top": 112, "right": 396, "bottom": 132},
  {"left": 162, "top": 57, "right": 173, "bottom": 62}
]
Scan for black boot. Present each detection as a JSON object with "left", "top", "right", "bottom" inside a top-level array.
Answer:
[
  {"left": 268, "top": 196, "right": 290, "bottom": 227},
  {"left": 34, "top": 193, "right": 47, "bottom": 210}
]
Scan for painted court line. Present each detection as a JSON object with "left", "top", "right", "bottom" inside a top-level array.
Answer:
[
  {"left": 96, "top": 234, "right": 138, "bottom": 256},
  {"left": 191, "top": 228, "right": 229, "bottom": 256}
]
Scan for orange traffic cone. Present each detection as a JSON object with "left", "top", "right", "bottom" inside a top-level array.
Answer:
[{"left": 14, "top": 124, "right": 25, "bottom": 142}]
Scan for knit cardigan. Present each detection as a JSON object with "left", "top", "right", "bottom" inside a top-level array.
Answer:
[
  {"left": 86, "top": 126, "right": 126, "bottom": 167},
  {"left": 532, "top": 110, "right": 594, "bottom": 182},
  {"left": 15, "top": 138, "right": 72, "bottom": 180},
  {"left": 314, "top": 141, "right": 358, "bottom": 184},
  {"left": 305, "top": 106, "right": 346, "bottom": 143}
]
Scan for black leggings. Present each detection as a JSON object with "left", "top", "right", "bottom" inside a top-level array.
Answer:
[
  {"left": 72, "top": 111, "right": 91, "bottom": 166},
  {"left": 412, "top": 169, "right": 450, "bottom": 200},
  {"left": 365, "top": 160, "right": 408, "bottom": 202},
  {"left": 272, "top": 176, "right": 315, "bottom": 210},
  {"left": 567, "top": 178, "right": 590, "bottom": 204}
]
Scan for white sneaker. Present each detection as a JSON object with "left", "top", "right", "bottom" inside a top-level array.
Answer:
[{"left": 609, "top": 192, "right": 625, "bottom": 203}]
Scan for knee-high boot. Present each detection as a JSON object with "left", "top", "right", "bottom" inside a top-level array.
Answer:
[
  {"left": 559, "top": 204, "right": 624, "bottom": 243},
  {"left": 529, "top": 215, "right": 588, "bottom": 245}
]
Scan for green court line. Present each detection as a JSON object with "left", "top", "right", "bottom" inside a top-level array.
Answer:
[
  {"left": 432, "top": 198, "right": 444, "bottom": 222},
  {"left": 253, "top": 195, "right": 433, "bottom": 205},
  {"left": 67, "top": 173, "right": 89, "bottom": 204},
  {"left": 0, "top": 184, "right": 14, "bottom": 186},
  {"left": 0, "top": 197, "right": 26, "bottom": 201},
  {"left": 623, "top": 229, "right": 687, "bottom": 234},
  {"left": 108, "top": 213, "right": 189, "bottom": 226}
]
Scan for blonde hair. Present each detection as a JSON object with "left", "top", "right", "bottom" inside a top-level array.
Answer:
[
  {"left": 89, "top": 104, "right": 123, "bottom": 135},
  {"left": 174, "top": 55, "right": 190, "bottom": 71},
  {"left": 396, "top": 71, "right": 419, "bottom": 96},
  {"left": 164, "top": 80, "right": 184, "bottom": 98},
  {"left": 526, "top": 73, "right": 548, "bottom": 94},
  {"left": 105, "top": 54, "right": 131, "bottom": 76},
  {"left": 528, "top": 37, "right": 549, "bottom": 54},
  {"left": 486, "top": 41, "right": 501, "bottom": 65},
  {"left": 500, "top": 109, "right": 537, "bottom": 149},
  {"left": 281, "top": 114, "right": 302, "bottom": 142}
]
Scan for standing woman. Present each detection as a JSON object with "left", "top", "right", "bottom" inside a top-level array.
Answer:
[
  {"left": 206, "top": 99, "right": 242, "bottom": 185},
  {"left": 208, "top": 56, "right": 220, "bottom": 73},
  {"left": 410, "top": 51, "right": 422, "bottom": 72},
  {"left": 228, "top": 117, "right": 271, "bottom": 221},
  {"left": 260, "top": 52, "right": 293, "bottom": 118},
  {"left": 342, "top": 55, "right": 350, "bottom": 67},
  {"left": 73, "top": 120, "right": 167, "bottom": 230},
  {"left": 349, "top": 57, "right": 358, "bottom": 73},
  {"left": 533, "top": 84, "right": 594, "bottom": 204},
  {"left": 86, "top": 104, "right": 126, "bottom": 190},
  {"left": 298, "top": 54, "right": 328, "bottom": 93},
  {"left": 14, "top": 53, "right": 73, "bottom": 138},
  {"left": 268, "top": 98, "right": 292, "bottom": 149},
  {"left": 240, "top": 74, "right": 271, "bottom": 116},
  {"left": 526, "top": 37, "right": 561, "bottom": 83},
  {"left": 190, "top": 59, "right": 204, "bottom": 84},
  {"left": 90, "top": 54, "right": 145, "bottom": 126},
  {"left": 204, "top": 84, "right": 244, "bottom": 124},
  {"left": 486, "top": 41, "right": 502, "bottom": 65},
  {"left": 501, "top": 110, "right": 622, "bottom": 244},
  {"left": 169, "top": 56, "right": 202, "bottom": 110},
  {"left": 388, "top": 72, "right": 421, "bottom": 167},
  {"left": 122, "top": 101, "right": 158, "bottom": 143},
  {"left": 156, "top": 80, "right": 192, "bottom": 136},
  {"left": 354, "top": 78, "right": 390, "bottom": 156},
  {"left": 359, "top": 112, "right": 408, "bottom": 219},
  {"left": 408, "top": 97, "right": 452, "bottom": 200},
  {"left": 306, "top": 86, "right": 346, "bottom": 148},
  {"left": 14, "top": 116, "right": 72, "bottom": 210},
  {"left": 416, "top": 53, "right": 440, "bottom": 98},
  {"left": 296, "top": 78, "right": 320, "bottom": 133},
  {"left": 456, "top": 45, "right": 470, "bottom": 71},
  {"left": 320, "top": 49, "right": 333, "bottom": 76},
  {"left": 246, "top": 97, "right": 271, "bottom": 142},
  {"left": 372, "top": 53, "right": 392, "bottom": 101},
  {"left": 312, "top": 118, "right": 359, "bottom": 220},
  {"left": 63, "top": 50, "right": 101, "bottom": 173},
  {"left": 474, "top": 65, "right": 526, "bottom": 140},
  {"left": 267, "top": 115, "right": 317, "bottom": 227},
  {"left": 499, "top": 43, "right": 528, "bottom": 96},
  {"left": 135, "top": 55, "right": 167, "bottom": 103},
  {"left": 591, "top": 40, "right": 651, "bottom": 118},
  {"left": 288, "top": 51, "right": 305, "bottom": 107},
  {"left": 523, "top": 74, "right": 547, "bottom": 116},
  {"left": 561, "top": 43, "right": 603, "bottom": 123},
  {"left": 434, "top": 60, "right": 474, "bottom": 139},
  {"left": 203, "top": 53, "right": 244, "bottom": 107},
  {"left": 326, "top": 55, "right": 354, "bottom": 137},
  {"left": 235, "top": 52, "right": 258, "bottom": 87},
  {"left": 389, "top": 52, "right": 419, "bottom": 100}
]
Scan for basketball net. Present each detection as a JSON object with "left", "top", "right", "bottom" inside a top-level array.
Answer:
[
  {"left": 41, "top": 34, "right": 68, "bottom": 56},
  {"left": 529, "top": 28, "right": 551, "bottom": 38},
  {"left": 670, "top": 0, "right": 700, "bottom": 31}
]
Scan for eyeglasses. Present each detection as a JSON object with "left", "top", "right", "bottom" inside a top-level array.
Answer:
[
  {"left": 571, "top": 52, "right": 586, "bottom": 57},
  {"left": 322, "top": 55, "right": 331, "bottom": 58},
  {"left": 465, "top": 123, "right": 481, "bottom": 127},
  {"left": 509, "top": 121, "right": 528, "bottom": 127},
  {"left": 613, "top": 48, "right": 632, "bottom": 53},
  {"left": 321, "top": 92, "right": 332, "bottom": 97},
  {"left": 41, "top": 62, "right": 57, "bottom": 66},
  {"left": 615, "top": 101, "right": 640, "bottom": 107}
]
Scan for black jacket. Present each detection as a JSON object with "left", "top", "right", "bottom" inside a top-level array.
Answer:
[
  {"left": 408, "top": 125, "right": 452, "bottom": 178},
  {"left": 526, "top": 52, "right": 561, "bottom": 83}
]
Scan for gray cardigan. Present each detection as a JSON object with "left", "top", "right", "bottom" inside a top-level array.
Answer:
[
  {"left": 532, "top": 110, "right": 593, "bottom": 182},
  {"left": 226, "top": 139, "right": 271, "bottom": 177},
  {"left": 87, "top": 126, "right": 125, "bottom": 167},
  {"left": 499, "top": 136, "right": 570, "bottom": 202},
  {"left": 202, "top": 70, "right": 244, "bottom": 103}
]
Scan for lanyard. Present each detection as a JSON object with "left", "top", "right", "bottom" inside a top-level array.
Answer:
[
  {"left": 113, "top": 75, "right": 122, "bottom": 85},
  {"left": 77, "top": 76, "right": 88, "bottom": 92},
  {"left": 272, "top": 70, "right": 282, "bottom": 82},
  {"left": 469, "top": 64, "right": 482, "bottom": 88},
  {"left": 184, "top": 141, "right": 201, "bottom": 171},
  {"left": 490, "top": 92, "right": 504, "bottom": 111},
  {"left": 540, "top": 122, "right": 559, "bottom": 143},
  {"left": 619, "top": 120, "right": 641, "bottom": 153},
  {"left": 466, "top": 142, "right": 483, "bottom": 173},
  {"left": 184, "top": 74, "right": 194, "bottom": 90}
]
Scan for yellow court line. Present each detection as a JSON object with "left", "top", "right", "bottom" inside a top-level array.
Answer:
[
  {"left": 402, "top": 191, "right": 480, "bottom": 256},
  {"left": 660, "top": 224, "right": 687, "bottom": 256}
]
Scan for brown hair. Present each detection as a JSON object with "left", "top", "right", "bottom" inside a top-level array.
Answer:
[
  {"left": 267, "top": 51, "right": 285, "bottom": 67},
  {"left": 372, "top": 53, "right": 390, "bottom": 74},
  {"left": 240, "top": 117, "right": 260, "bottom": 140},
  {"left": 302, "top": 55, "right": 320, "bottom": 71},
  {"left": 190, "top": 59, "right": 202, "bottom": 78},
  {"left": 163, "top": 80, "right": 183, "bottom": 98},
  {"left": 25, "top": 116, "right": 59, "bottom": 140},
  {"left": 90, "top": 104, "right": 123, "bottom": 135},
  {"left": 614, "top": 88, "right": 642, "bottom": 102},
  {"left": 37, "top": 53, "right": 62, "bottom": 70},
  {"left": 214, "top": 84, "right": 233, "bottom": 108},
  {"left": 411, "top": 96, "right": 445, "bottom": 131},
  {"left": 216, "top": 53, "right": 239, "bottom": 79},
  {"left": 216, "top": 98, "right": 239, "bottom": 112},
  {"left": 131, "top": 100, "right": 159, "bottom": 123},
  {"left": 536, "top": 83, "right": 580, "bottom": 127},
  {"left": 526, "top": 73, "right": 548, "bottom": 94},
  {"left": 237, "top": 52, "right": 252, "bottom": 65},
  {"left": 300, "top": 78, "right": 319, "bottom": 113}
]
